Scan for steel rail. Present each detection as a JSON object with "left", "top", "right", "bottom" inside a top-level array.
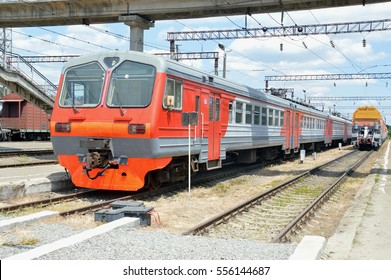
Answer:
[{"left": 0, "top": 189, "right": 97, "bottom": 212}]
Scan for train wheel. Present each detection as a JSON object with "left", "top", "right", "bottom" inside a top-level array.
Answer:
[{"left": 146, "top": 172, "right": 162, "bottom": 190}]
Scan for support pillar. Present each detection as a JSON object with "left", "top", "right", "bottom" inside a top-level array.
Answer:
[
  {"left": 119, "top": 15, "right": 154, "bottom": 52},
  {"left": 1, "top": 28, "right": 12, "bottom": 69}
]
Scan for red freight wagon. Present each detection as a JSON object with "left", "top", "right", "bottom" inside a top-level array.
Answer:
[{"left": 0, "top": 93, "right": 50, "bottom": 140}]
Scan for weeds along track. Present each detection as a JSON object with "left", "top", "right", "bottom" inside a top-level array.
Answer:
[{"left": 184, "top": 150, "right": 372, "bottom": 242}]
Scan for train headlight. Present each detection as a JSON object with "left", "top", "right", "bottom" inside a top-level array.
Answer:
[
  {"left": 128, "top": 124, "right": 145, "bottom": 134},
  {"left": 55, "top": 122, "right": 71, "bottom": 132}
]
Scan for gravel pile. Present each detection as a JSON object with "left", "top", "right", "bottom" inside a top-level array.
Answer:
[{"left": 0, "top": 220, "right": 297, "bottom": 259}]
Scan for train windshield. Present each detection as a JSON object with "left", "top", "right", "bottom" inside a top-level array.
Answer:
[
  {"left": 106, "top": 60, "right": 155, "bottom": 108},
  {"left": 59, "top": 62, "right": 105, "bottom": 108}
]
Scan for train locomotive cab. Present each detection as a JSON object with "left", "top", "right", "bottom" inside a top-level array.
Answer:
[{"left": 51, "top": 52, "right": 182, "bottom": 191}]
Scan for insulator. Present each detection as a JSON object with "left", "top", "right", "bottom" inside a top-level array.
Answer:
[
  {"left": 362, "top": 39, "right": 366, "bottom": 47},
  {"left": 302, "top": 42, "right": 307, "bottom": 49},
  {"left": 330, "top": 40, "right": 335, "bottom": 48},
  {"left": 280, "top": 43, "right": 283, "bottom": 51}
]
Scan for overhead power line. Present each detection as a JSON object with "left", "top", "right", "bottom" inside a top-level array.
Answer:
[{"left": 167, "top": 19, "right": 391, "bottom": 41}]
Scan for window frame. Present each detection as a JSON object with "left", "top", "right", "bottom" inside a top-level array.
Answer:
[{"left": 163, "top": 77, "right": 183, "bottom": 111}]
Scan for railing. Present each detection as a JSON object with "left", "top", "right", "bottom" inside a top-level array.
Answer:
[{"left": 0, "top": 48, "right": 57, "bottom": 100}]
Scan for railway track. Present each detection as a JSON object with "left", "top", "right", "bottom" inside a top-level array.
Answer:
[
  {"left": 0, "top": 149, "right": 57, "bottom": 168},
  {"left": 183, "top": 150, "right": 372, "bottom": 243}
]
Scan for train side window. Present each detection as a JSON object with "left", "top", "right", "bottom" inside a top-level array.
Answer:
[
  {"left": 274, "top": 110, "right": 279, "bottom": 127},
  {"left": 236, "top": 102, "right": 243, "bottom": 124},
  {"left": 245, "top": 104, "right": 252, "bottom": 124},
  {"left": 216, "top": 98, "right": 220, "bottom": 121},
  {"left": 209, "top": 97, "right": 214, "bottom": 121},
  {"left": 261, "top": 108, "right": 267, "bottom": 126},
  {"left": 229, "top": 101, "right": 233, "bottom": 123},
  {"left": 268, "top": 109, "right": 273, "bottom": 126},
  {"left": 280, "top": 111, "right": 284, "bottom": 127},
  {"left": 254, "top": 106, "right": 260, "bottom": 125},
  {"left": 163, "top": 78, "right": 182, "bottom": 110}
]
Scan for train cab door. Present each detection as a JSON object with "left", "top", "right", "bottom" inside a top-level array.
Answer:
[{"left": 202, "top": 90, "right": 222, "bottom": 169}]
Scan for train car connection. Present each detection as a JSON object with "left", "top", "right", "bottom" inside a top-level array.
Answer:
[
  {"left": 352, "top": 106, "right": 387, "bottom": 150},
  {"left": 0, "top": 93, "right": 51, "bottom": 141},
  {"left": 50, "top": 51, "right": 352, "bottom": 191}
]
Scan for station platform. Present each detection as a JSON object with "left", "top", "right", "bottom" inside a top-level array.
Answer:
[
  {"left": 0, "top": 164, "right": 71, "bottom": 200},
  {"left": 0, "top": 141, "right": 53, "bottom": 152}
]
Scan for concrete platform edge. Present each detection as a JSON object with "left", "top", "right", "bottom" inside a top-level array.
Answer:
[
  {"left": 289, "top": 235, "right": 326, "bottom": 260},
  {"left": 5, "top": 217, "right": 140, "bottom": 260},
  {"left": 0, "top": 175, "right": 73, "bottom": 200},
  {"left": 0, "top": 210, "right": 58, "bottom": 230}
]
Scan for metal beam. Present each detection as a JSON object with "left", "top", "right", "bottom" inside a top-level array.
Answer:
[
  {"left": 10, "top": 55, "right": 80, "bottom": 63},
  {"left": 308, "top": 96, "right": 391, "bottom": 101},
  {"left": 0, "top": 0, "right": 388, "bottom": 27},
  {"left": 265, "top": 73, "right": 391, "bottom": 81},
  {"left": 156, "top": 52, "right": 219, "bottom": 60},
  {"left": 332, "top": 106, "right": 391, "bottom": 109},
  {"left": 167, "top": 19, "right": 391, "bottom": 41},
  {"left": 9, "top": 52, "right": 219, "bottom": 63}
]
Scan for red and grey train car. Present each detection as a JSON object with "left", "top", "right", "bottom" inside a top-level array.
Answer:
[
  {"left": 0, "top": 93, "right": 50, "bottom": 141},
  {"left": 50, "top": 51, "right": 351, "bottom": 191}
]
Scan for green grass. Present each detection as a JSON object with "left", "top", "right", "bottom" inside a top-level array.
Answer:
[
  {"left": 3, "top": 237, "right": 40, "bottom": 247},
  {"left": 292, "top": 185, "right": 324, "bottom": 196}
]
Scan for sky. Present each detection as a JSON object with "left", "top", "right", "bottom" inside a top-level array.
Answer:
[{"left": 7, "top": 2, "right": 391, "bottom": 124}]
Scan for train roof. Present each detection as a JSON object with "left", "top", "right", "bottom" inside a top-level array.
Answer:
[
  {"left": 63, "top": 51, "right": 350, "bottom": 123},
  {"left": 352, "top": 106, "right": 384, "bottom": 122}
]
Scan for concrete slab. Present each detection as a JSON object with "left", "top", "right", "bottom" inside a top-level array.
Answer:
[
  {"left": 5, "top": 217, "right": 140, "bottom": 260},
  {"left": 0, "top": 141, "right": 53, "bottom": 151},
  {"left": 0, "top": 210, "right": 58, "bottom": 230},
  {"left": 0, "top": 164, "right": 72, "bottom": 200},
  {"left": 289, "top": 235, "right": 326, "bottom": 260}
]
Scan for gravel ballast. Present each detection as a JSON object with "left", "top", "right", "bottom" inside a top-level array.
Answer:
[
  {"left": 0, "top": 220, "right": 297, "bottom": 260},
  {"left": 37, "top": 225, "right": 297, "bottom": 260}
]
